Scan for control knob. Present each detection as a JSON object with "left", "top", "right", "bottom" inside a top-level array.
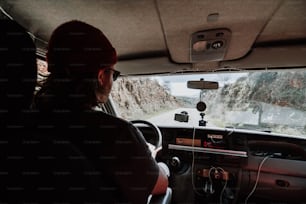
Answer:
[{"left": 169, "top": 156, "right": 181, "bottom": 169}]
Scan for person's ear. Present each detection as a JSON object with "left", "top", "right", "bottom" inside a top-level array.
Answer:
[{"left": 97, "top": 69, "right": 105, "bottom": 86}]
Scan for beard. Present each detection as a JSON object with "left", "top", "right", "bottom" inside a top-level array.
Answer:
[{"left": 96, "top": 84, "right": 112, "bottom": 104}]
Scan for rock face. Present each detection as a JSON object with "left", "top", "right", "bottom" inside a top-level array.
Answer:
[
  {"left": 205, "top": 71, "right": 306, "bottom": 112},
  {"left": 111, "top": 77, "right": 180, "bottom": 120},
  {"left": 201, "top": 71, "right": 306, "bottom": 134}
]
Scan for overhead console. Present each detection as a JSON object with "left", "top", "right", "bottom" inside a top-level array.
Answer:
[{"left": 190, "top": 29, "right": 231, "bottom": 62}]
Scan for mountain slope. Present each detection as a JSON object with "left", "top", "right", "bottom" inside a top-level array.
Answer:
[{"left": 111, "top": 77, "right": 180, "bottom": 120}]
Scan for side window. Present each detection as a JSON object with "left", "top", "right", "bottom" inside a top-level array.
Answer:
[{"left": 36, "top": 59, "right": 49, "bottom": 94}]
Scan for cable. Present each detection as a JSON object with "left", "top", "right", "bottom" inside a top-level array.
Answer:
[
  {"left": 190, "top": 127, "right": 229, "bottom": 201},
  {"left": 191, "top": 126, "right": 203, "bottom": 195},
  {"left": 220, "top": 179, "right": 228, "bottom": 204},
  {"left": 244, "top": 155, "right": 272, "bottom": 204},
  {"left": 210, "top": 136, "right": 223, "bottom": 144},
  {"left": 226, "top": 126, "right": 235, "bottom": 136},
  {"left": 191, "top": 127, "right": 215, "bottom": 196},
  {"left": 217, "top": 167, "right": 227, "bottom": 204},
  {"left": 208, "top": 166, "right": 215, "bottom": 186}
]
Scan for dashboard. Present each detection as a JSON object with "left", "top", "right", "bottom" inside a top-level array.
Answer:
[{"left": 139, "top": 125, "right": 306, "bottom": 203}]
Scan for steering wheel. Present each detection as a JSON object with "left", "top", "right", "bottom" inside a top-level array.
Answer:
[{"left": 130, "top": 120, "right": 162, "bottom": 151}]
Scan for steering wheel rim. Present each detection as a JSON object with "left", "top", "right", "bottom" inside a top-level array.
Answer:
[{"left": 130, "top": 120, "right": 162, "bottom": 149}]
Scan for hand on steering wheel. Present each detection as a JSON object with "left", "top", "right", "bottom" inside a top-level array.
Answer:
[
  {"left": 130, "top": 120, "right": 162, "bottom": 159},
  {"left": 147, "top": 142, "right": 162, "bottom": 158}
]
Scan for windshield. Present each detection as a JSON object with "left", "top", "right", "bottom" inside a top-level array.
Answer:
[{"left": 111, "top": 69, "right": 306, "bottom": 137}]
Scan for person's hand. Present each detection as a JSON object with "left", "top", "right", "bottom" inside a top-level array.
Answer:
[{"left": 158, "top": 162, "right": 170, "bottom": 177}]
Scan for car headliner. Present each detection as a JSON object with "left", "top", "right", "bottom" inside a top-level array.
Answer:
[{"left": 0, "top": 0, "right": 306, "bottom": 75}]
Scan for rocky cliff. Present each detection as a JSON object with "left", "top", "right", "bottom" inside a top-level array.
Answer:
[
  {"left": 205, "top": 71, "right": 306, "bottom": 112},
  {"left": 201, "top": 71, "right": 306, "bottom": 134},
  {"left": 111, "top": 77, "right": 180, "bottom": 120}
]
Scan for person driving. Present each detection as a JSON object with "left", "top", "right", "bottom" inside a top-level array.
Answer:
[{"left": 34, "top": 20, "right": 169, "bottom": 204}]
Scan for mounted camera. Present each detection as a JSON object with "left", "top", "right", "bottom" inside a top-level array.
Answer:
[
  {"left": 187, "top": 78, "right": 219, "bottom": 126},
  {"left": 174, "top": 111, "right": 189, "bottom": 123},
  {"left": 197, "top": 102, "right": 207, "bottom": 126},
  {"left": 196, "top": 101, "right": 207, "bottom": 112}
]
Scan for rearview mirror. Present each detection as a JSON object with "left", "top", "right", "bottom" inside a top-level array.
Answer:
[{"left": 187, "top": 79, "right": 219, "bottom": 89}]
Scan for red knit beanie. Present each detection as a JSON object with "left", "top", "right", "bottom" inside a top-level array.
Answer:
[{"left": 47, "top": 20, "right": 117, "bottom": 75}]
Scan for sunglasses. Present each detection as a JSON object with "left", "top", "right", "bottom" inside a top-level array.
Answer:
[{"left": 104, "top": 68, "right": 120, "bottom": 81}]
